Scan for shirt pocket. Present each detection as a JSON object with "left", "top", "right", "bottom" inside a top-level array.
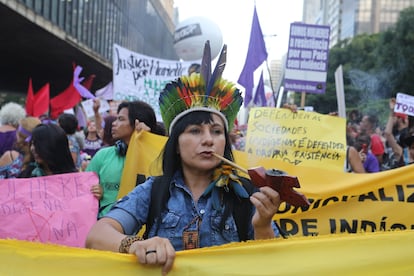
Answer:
[
  {"left": 210, "top": 214, "right": 239, "bottom": 243},
  {"left": 151, "top": 211, "right": 182, "bottom": 241}
]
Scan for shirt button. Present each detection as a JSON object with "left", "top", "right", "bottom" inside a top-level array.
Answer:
[
  {"left": 225, "top": 224, "right": 230, "bottom": 230},
  {"left": 200, "top": 209, "right": 205, "bottom": 215}
]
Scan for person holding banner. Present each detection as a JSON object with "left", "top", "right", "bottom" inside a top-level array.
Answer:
[
  {"left": 86, "top": 100, "right": 158, "bottom": 218},
  {"left": 86, "top": 42, "right": 281, "bottom": 275}
]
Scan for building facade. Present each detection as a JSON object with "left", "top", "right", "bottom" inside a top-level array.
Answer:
[
  {"left": 302, "top": 0, "right": 414, "bottom": 47},
  {"left": 0, "top": 0, "right": 177, "bottom": 100}
]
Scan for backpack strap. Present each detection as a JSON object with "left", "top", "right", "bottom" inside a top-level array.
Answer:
[
  {"left": 232, "top": 177, "right": 257, "bottom": 241},
  {"left": 143, "top": 176, "right": 170, "bottom": 239}
]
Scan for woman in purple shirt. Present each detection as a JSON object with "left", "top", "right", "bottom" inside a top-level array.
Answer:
[{"left": 0, "top": 102, "right": 26, "bottom": 156}]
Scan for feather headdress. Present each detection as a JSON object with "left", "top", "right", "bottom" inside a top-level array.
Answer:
[{"left": 159, "top": 41, "right": 243, "bottom": 134}]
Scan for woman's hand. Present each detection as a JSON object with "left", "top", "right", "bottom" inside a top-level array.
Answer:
[
  {"left": 90, "top": 184, "right": 103, "bottom": 200},
  {"left": 93, "top": 98, "right": 101, "bottom": 113},
  {"left": 129, "top": 236, "right": 176, "bottom": 276},
  {"left": 250, "top": 186, "right": 281, "bottom": 239}
]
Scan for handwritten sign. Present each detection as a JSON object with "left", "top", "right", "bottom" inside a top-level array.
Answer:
[
  {"left": 284, "top": 22, "right": 330, "bottom": 94},
  {"left": 113, "top": 44, "right": 197, "bottom": 120},
  {"left": 81, "top": 98, "right": 111, "bottom": 118},
  {"left": 245, "top": 108, "right": 346, "bottom": 171},
  {"left": 0, "top": 172, "right": 99, "bottom": 247},
  {"left": 395, "top": 92, "right": 414, "bottom": 117}
]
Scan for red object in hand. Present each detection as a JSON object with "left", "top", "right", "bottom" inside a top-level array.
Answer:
[
  {"left": 362, "top": 144, "right": 368, "bottom": 154},
  {"left": 247, "top": 167, "right": 310, "bottom": 207}
]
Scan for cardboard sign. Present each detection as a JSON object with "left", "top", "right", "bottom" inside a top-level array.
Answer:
[{"left": 0, "top": 172, "right": 99, "bottom": 247}]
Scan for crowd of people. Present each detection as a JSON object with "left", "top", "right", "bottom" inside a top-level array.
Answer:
[
  {"left": 345, "top": 98, "right": 414, "bottom": 173},
  {"left": 0, "top": 43, "right": 413, "bottom": 274}
]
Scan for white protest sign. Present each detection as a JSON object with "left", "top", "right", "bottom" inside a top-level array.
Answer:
[
  {"left": 112, "top": 44, "right": 197, "bottom": 121},
  {"left": 81, "top": 98, "right": 110, "bottom": 118},
  {"left": 395, "top": 92, "right": 414, "bottom": 117}
]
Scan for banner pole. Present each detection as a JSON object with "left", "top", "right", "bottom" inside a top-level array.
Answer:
[{"left": 300, "top": 91, "right": 306, "bottom": 108}]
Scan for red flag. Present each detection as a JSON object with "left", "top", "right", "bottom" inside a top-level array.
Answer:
[
  {"left": 50, "top": 84, "right": 81, "bottom": 119},
  {"left": 25, "top": 78, "right": 35, "bottom": 116},
  {"left": 50, "top": 63, "right": 82, "bottom": 119},
  {"left": 33, "top": 83, "right": 50, "bottom": 117},
  {"left": 82, "top": 74, "right": 96, "bottom": 90}
]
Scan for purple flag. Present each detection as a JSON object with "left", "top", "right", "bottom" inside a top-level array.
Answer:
[
  {"left": 75, "top": 105, "right": 87, "bottom": 129},
  {"left": 253, "top": 71, "right": 266, "bottom": 106},
  {"left": 237, "top": 6, "right": 268, "bottom": 107},
  {"left": 95, "top": 81, "right": 113, "bottom": 100},
  {"left": 73, "top": 65, "right": 96, "bottom": 99}
]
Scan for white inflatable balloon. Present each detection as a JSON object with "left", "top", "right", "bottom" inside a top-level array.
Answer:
[{"left": 174, "top": 16, "right": 223, "bottom": 61}]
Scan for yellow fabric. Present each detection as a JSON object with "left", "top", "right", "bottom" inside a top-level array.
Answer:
[
  {"left": 245, "top": 108, "right": 346, "bottom": 171},
  {"left": 118, "top": 130, "right": 164, "bottom": 199},
  {"left": 5, "top": 111, "right": 414, "bottom": 273},
  {"left": 120, "top": 131, "right": 414, "bottom": 236},
  {"left": 2, "top": 230, "right": 414, "bottom": 274}
]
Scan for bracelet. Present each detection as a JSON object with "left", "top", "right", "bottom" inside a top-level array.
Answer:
[{"left": 119, "top": 235, "right": 143, "bottom": 253}]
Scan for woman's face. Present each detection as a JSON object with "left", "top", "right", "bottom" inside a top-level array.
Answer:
[
  {"left": 178, "top": 113, "right": 226, "bottom": 173},
  {"left": 87, "top": 121, "right": 97, "bottom": 133},
  {"left": 30, "top": 142, "right": 44, "bottom": 165}
]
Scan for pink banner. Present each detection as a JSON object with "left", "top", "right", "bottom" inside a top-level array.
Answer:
[{"left": 0, "top": 172, "right": 99, "bottom": 247}]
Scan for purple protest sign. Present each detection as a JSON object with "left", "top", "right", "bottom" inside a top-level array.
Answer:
[{"left": 284, "top": 23, "right": 330, "bottom": 94}]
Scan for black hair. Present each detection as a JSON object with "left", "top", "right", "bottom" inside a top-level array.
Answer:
[
  {"left": 355, "top": 133, "right": 371, "bottom": 151},
  {"left": 20, "top": 124, "right": 77, "bottom": 176},
  {"left": 102, "top": 115, "right": 117, "bottom": 146},
  {"left": 117, "top": 101, "right": 157, "bottom": 132},
  {"left": 58, "top": 113, "right": 79, "bottom": 135},
  {"left": 153, "top": 122, "right": 166, "bottom": 136},
  {"left": 161, "top": 111, "right": 233, "bottom": 178},
  {"left": 365, "top": 114, "right": 379, "bottom": 129},
  {"left": 148, "top": 111, "right": 253, "bottom": 242}
]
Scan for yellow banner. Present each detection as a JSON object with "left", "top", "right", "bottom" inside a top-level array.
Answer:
[
  {"left": 2, "top": 230, "right": 414, "bottom": 275},
  {"left": 245, "top": 108, "right": 346, "bottom": 171},
  {"left": 121, "top": 131, "right": 414, "bottom": 237},
  {"left": 4, "top": 108, "right": 414, "bottom": 273}
]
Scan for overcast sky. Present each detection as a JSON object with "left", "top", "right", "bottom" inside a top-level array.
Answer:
[{"left": 174, "top": 0, "right": 304, "bottom": 83}]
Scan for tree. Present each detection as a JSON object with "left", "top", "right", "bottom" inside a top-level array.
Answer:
[
  {"left": 376, "top": 6, "right": 414, "bottom": 96},
  {"left": 300, "top": 6, "right": 414, "bottom": 126}
]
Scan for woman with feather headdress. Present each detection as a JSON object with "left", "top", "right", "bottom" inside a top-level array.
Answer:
[{"left": 86, "top": 42, "right": 281, "bottom": 275}]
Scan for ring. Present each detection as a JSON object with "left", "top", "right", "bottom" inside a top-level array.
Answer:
[{"left": 145, "top": 250, "right": 157, "bottom": 255}]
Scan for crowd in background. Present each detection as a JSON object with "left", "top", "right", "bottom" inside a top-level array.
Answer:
[
  {"left": 0, "top": 98, "right": 413, "bottom": 211},
  {"left": 1, "top": 99, "right": 413, "bottom": 179},
  {"left": 345, "top": 98, "right": 414, "bottom": 172}
]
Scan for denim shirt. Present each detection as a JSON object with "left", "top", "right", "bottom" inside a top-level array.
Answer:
[{"left": 105, "top": 172, "right": 279, "bottom": 251}]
